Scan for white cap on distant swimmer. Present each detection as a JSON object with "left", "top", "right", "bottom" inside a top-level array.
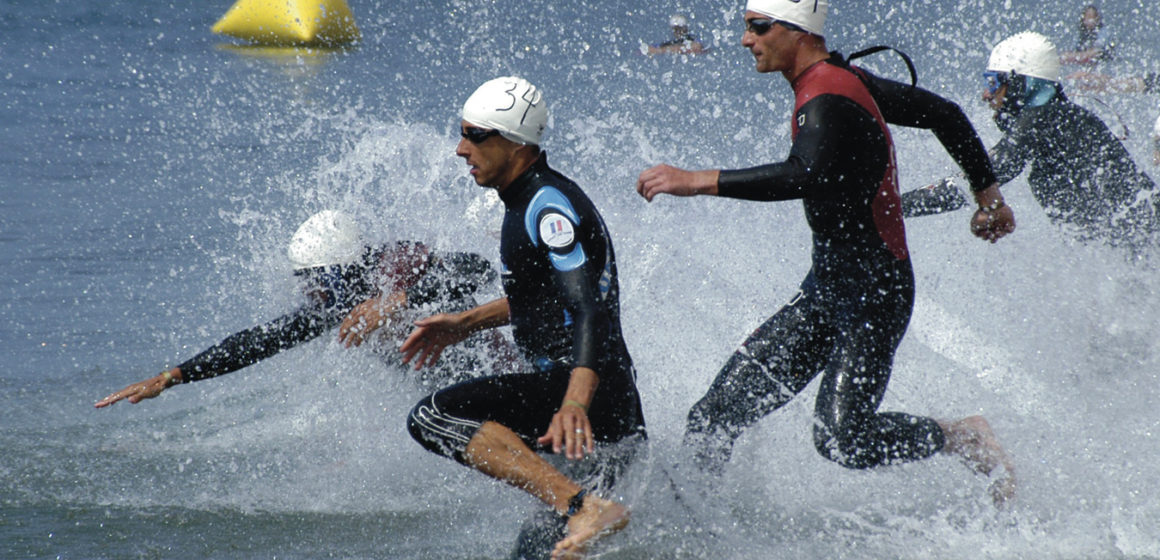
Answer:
[
  {"left": 462, "top": 77, "right": 548, "bottom": 146},
  {"left": 746, "top": 0, "right": 828, "bottom": 36},
  {"left": 670, "top": 14, "right": 688, "bottom": 28},
  {"left": 287, "top": 210, "right": 364, "bottom": 270},
  {"left": 1153, "top": 114, "right": 1160, "bottom": 138},
  {"left": 987, "top": 32, "right": 1061, "bottom": 82}
]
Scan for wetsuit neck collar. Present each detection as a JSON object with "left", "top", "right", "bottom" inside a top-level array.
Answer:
[
  {"left": 789, "top": 58, "right": 831, "bottom": 90},
  {"left": 498, "top": 152, "right": 550, "bottom": 205}
]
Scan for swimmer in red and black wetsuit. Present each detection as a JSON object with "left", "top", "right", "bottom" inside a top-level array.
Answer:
[{"left": 636, "top": 0, "right": 1016, "bottom": 505}]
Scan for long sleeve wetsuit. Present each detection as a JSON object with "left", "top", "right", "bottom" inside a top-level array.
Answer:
[
  {"left": 177, "top": 244, "right": 495, "bottom": 382},
  {"left": 684, "top": 58, "right": 947, "bottom": 474},
  {"left": 849, "top": 57, "right": 1001, "bottom": 218},
  {"left": 990, "top": 94, "right": 1158, "bottom": 251}
]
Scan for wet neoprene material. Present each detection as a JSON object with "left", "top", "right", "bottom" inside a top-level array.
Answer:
[
  {"left": 406, "top": 153, "right": 645, "bottom": 463},
  {"left": 688, "top": 59, "right": 946, "bottom": 473},
  {"left": 991, "top": 93, "right": 1159, "bottom": 250},
  {"left": 178, "top": 245, "right": 495, "bottom": 382}
]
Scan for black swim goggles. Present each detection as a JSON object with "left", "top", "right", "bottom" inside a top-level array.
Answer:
[
  {"left": 460, "top": 126, "right": 502, "bottom": 144},
  {"left": 745, "top": 17, "right": 806, "bottom": 36},
  {"left": 983, "top": 70, "right": 1009, "bottom": 95}
]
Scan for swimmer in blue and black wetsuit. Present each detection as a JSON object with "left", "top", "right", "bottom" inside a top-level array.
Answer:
[
  {"left": 636, "top": 0, "right": 1016, "bottom": 505},
  {"left": 400, "top": 77, "right": 645, "bottom": 560}
]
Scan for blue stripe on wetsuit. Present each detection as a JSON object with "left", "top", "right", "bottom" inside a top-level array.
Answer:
[{"left": 525, "top": 186, "right": 587, "bottom": 271}]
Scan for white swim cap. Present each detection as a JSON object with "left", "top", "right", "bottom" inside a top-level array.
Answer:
[
  {"left": 746, "top": 0, "right": 828, "bottom": 36},
  {"left": 287, "top": 210, "right": 364, "bottom": 270},
  {"left": 462, "top": 77, "right": 548, "bottom": 146},
  {"left": 1153, "top": 114, "right": 1160, "bottom": 138},
  {"left": 987, "top": 32, "right": 1061, "bottom": 82},
  {"left": 670, "top": 14, "right": 688, "bottom": 27}
]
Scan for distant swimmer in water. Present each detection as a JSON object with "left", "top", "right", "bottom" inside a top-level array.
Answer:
[
  {"left": 95, "top": 210, "right": 513, "bottom": 408},
  {"left": 903, "top": 32, "right": 1160, "bottom": 255},
  {"left": 1060, "top": 4, "right": 1114, "bottom": 67},
  {"left": 637, "top": 0, "right": 1015, "bottom": 506},
  {"left": 402, "top": 77, "right": 646, "bottom": 559},
  {"left": 645, "top": 14, "right": 706, "bottom": 55},
  {"left": 1060, "top": 5, "right": 1160, "bottom": 95}
]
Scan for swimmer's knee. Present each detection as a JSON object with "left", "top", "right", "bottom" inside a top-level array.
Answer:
[
  {"left": 406, "top": 394, "right": 478, "bottom": 462},
  {"left": 405, "top": 398, "right": 431, "bottom": 446},
  {"left": 812, "top": 423, "right": 872, "bottom": 469}
]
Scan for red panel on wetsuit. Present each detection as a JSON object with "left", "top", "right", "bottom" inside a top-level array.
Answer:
[{"left": 791, "top": 62, "right": 909, "bottom": 260}]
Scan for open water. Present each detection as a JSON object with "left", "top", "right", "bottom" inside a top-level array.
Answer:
[{"left": 4, "top": 0, "right": 1160, "bottom": 558}]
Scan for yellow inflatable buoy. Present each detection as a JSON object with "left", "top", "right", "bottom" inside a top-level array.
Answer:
[{"left": 212, "top": 0, "right": 360, "bottom": 47}]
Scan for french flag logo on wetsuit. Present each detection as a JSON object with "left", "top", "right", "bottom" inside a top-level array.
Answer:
[{"left": 538, "top": 212, "right": 576, "bottom": 248}]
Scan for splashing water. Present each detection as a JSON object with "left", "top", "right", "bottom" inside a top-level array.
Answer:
[{"left": 3, "top": 0, "right": 1160, "bottom": 558}]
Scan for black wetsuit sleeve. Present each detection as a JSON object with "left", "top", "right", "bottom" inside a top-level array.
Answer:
[
  {"left": 530, "top": 209, "right": 612, "bottom": 371},
  {"left": 176, "top": 306, "right": 340, "bottom": 382},
  {"left": 403, "top": 252, "right": 496, "bottom": 306},
  {"left": 861, "top": 73, "right": 998, "bottom": 193},
  {"left": 717, "top": 95, "right": 868, "bottom": 201},
  {"left": 989, "top": 120, "right": 1033, "bottom": 186},
  {"left": 555, "top": 263, "right": 610, "bottom": 372}
]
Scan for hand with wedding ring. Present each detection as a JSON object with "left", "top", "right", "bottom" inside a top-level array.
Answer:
[{"left": 538, "top": 398, "right": 594, "bottom": 460}]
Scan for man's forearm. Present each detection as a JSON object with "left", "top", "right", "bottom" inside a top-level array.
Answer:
[{"left": 458, "top": 297, "right": 511, "bottom": 332}]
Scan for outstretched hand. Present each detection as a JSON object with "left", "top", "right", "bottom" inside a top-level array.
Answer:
[
  {"left": 399, "top": 313, "right": 470, "bottom": 370},
  {"left": 537, "top": 401, "right": 595, "bottom": 460},
  {"left": 94, "top": 369, "right": 178, "bottom": 408},
  {"left": 636, "top": 165, "right": 719, "bottom": 201}
]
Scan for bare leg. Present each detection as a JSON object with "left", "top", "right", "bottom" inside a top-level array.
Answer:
[
  {"left": 463, "top": 421, "right": 629, "bottom": 558},
  {"left": 938, "top": 416, "right": 1016, "bottom": 507}
]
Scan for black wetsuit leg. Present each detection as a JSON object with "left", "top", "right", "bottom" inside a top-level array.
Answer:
[
  {"left": 684, "top": 278, "right": 834, "bottom": 474},
  {"left": 407, "top": 367, "right": 645, "bottom": 560},
  {"left": 685, "top": 266, "right": 945, "bottom": 474},
  {"left": 407, "top": 367, "right": 643, "bottom": 463},
  {"left": 810, "top": 265, "right": 944, "bottom": 468}
]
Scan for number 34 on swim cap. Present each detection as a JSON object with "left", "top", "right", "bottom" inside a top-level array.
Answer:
[{"left": 462, "top": 77, "right": 549, "bottom": 146}]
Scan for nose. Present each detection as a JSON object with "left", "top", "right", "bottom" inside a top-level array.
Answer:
[{"left": 455, "top": 137, "right": 470, "bottom": 157}]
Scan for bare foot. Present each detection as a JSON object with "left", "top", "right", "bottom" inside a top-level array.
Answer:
[
  {"left": 939, "top": 415, "right": 1016, "bottom": 507},
  {"left": 551, "top": 495, "right": 629, "bottom": 559}
]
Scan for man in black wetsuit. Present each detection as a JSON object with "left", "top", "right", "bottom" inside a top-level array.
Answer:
[
  {"left": 636, "top": 0, "right": 1015, "bottom": 504},
  {"left": 95, "top": 210, "right": 503, "bottom": 408},
  {"left": 400, "top": 77, "right": 646, "bottom": 559},
  {"left": 984, "top": 32, "right": 1157, "bottom": 253},
  {"left": 905, "top": 32, "right": 1159, "bottom": 255}
]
